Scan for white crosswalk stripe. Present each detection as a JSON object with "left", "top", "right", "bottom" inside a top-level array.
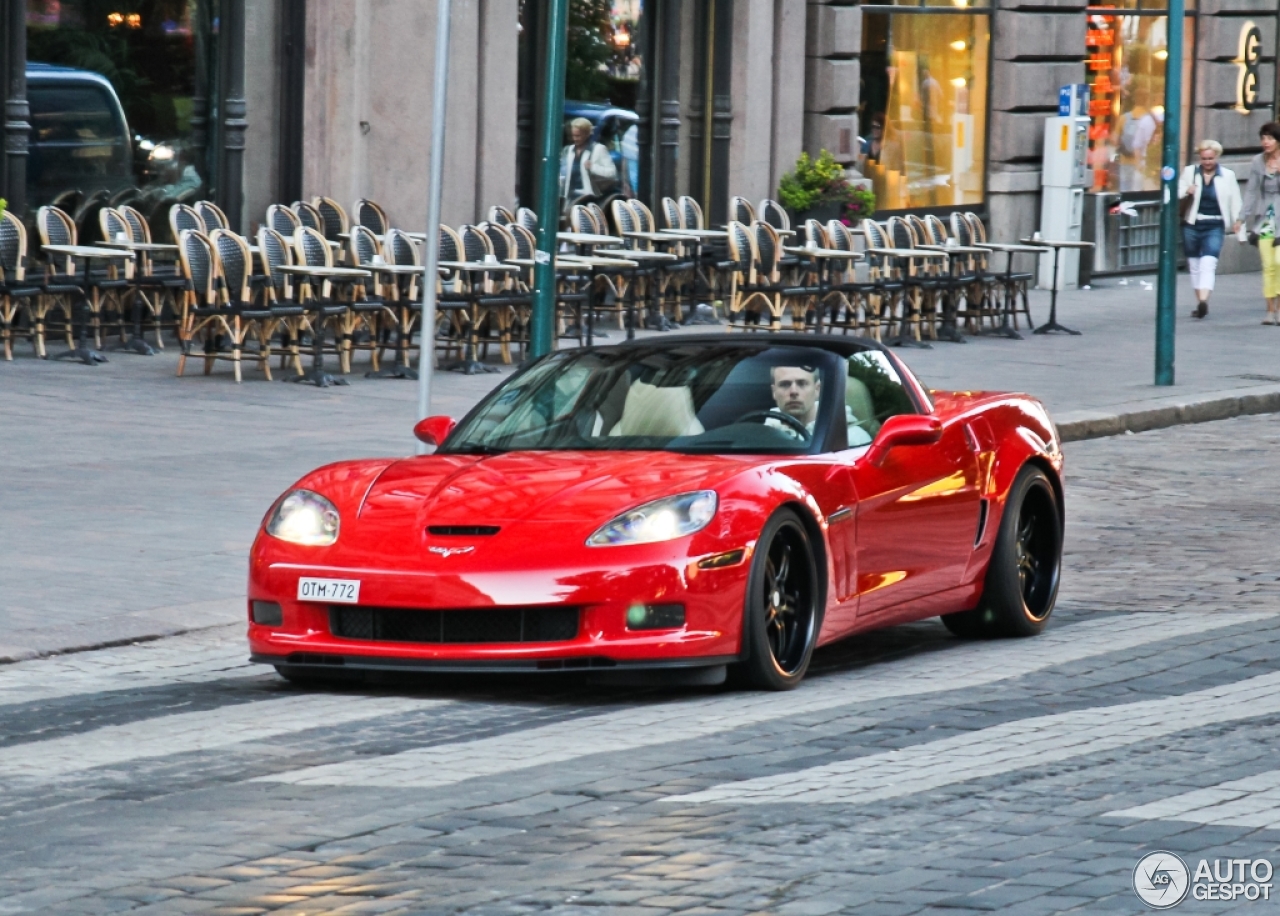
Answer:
[
  {"left": 0, "top": 694, "right": 449, "bottom": 783},
  {"left": 256, "top": 612, "right": 1268, "bottom": 789},
  {"left": 666, "top": 671, "right": 1280, "bottom": 806},
  {"left": 0, "top": 625, "right": 254, "bottom": 708},
  {"left": 1106, "top": 769, "right": 1280, "bottom": 829}
]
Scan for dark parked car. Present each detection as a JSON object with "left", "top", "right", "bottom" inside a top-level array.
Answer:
[{"left": 26, "top": 62, "right": 133, "bottom": 207}]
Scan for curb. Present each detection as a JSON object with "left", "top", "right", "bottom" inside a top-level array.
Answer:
[{"left": 1057, "top": 389, "right": 1280, "bottom": 443}]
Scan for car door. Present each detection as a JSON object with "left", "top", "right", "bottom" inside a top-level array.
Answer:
[{"left": 843, "top": 352, "right": 982, "bottom": 619}]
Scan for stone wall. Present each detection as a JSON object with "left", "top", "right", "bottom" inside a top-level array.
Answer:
[{"left": 803, "top": 0, "right": 859, "bottom": 169}]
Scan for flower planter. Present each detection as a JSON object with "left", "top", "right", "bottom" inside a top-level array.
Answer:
[{"left": 793, "top": 200, "right": 845, "bottom": 225}]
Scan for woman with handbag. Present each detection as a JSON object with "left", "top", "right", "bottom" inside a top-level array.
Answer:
[
  {"left": 1237, "top": 122, "right": 1280, "bottom": 324},
  {"left": 1179, "top": 140, "right": 1241, "bottom": 319}
]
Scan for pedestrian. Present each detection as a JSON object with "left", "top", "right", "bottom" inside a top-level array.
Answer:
[
  {"left": 1237, "top": 121, "right": 1280, "bottom": 325},
  {"left": 560, "top": 117, "right": 617, "bottom": 216},
  {"left": 1178, "top": 139, "right": 1241, "bottom": 319}
]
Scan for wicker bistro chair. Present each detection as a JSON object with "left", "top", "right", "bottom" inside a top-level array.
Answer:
[
  {"left": 293, "top": 201, "right": 324, "bottom": 232},
  {"left": 169, "top": 203, "right": 205, "bottom": 241},
  {"left": 730, "top": 196, "right": 756, "bottom": 226},
  {"left": 194, "top": 201, "right": 229, "bottom": 231},
  {"left": 354, "top": 198, "right": 389, "bottom": 234},
  {"left": 723, "top": 220, "right": 820, "bottom": 332},
  {"left": 341, "top": 224, "right": 397, "bottom": 372},
  {"left": 313, "top": 196, "right": 350, "bottom": 247},
  {"left": 759, "top": 199, "right": 791, "bottom": 235},
  {"left": 480, "top": 221, "right": 532, "bottom": 358},
  {"left": 516, "top": 207, "right": 539, "bottom": 234},
  {"left": 965, "top": 211, "right": 1034, "bottom": 331},
  {"left": 819, "top": 220, "right": 880, "bottom": 337},
  {"left": 859, "top": 219, "right": 907, "bottom": 343},
  {"left": 255, "top": 226, "right": 309, "bottom": 375},
  {"left": 661, "top": 197, "right": 683, "bottom": 231},
  {"left": 36, "top": 205, "right": 130, "bottom": 349},
  {"left": 455, "top": 223, "right": 525, "bottom": 365},
  {"left": 267, "top": 203, "right": 301, "bottom": 238},
  {"left": 376, "top": 227, "right": 426, "bottom": 369},
  {"left": 291, "top": 225, "right": 362, "bottom": 372},
  {"left": 182, "top": 228, "right": 280, "bottom": 381},
  {"left": 487, "top": 205, "right": 516, "bottom": 226},
  {"left": 0, "top": 212, "right": 43, "bottom": 359},
  {"left": 680, "top": 196, "right": 705, "bottom": 230}
]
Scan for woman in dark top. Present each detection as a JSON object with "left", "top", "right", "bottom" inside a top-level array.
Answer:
[{"left": 1238, "top": 122, "right": 1280, "bottom": 324}]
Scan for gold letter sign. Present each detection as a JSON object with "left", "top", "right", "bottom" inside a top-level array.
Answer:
[{"left": 1238, "top": 21, "right": 1262, "bottom": 112}]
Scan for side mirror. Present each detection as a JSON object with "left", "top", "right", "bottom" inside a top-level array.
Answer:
[
  {"left": 865, "top": 414, "right": 943, "bottom": 466},
  {"left": 413, "top": 416, "right": 457, "bottom": 447}
]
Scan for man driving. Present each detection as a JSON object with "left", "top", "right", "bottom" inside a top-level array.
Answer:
[{"left": 767, "top": 365, "right": 822, "bottom": 435}]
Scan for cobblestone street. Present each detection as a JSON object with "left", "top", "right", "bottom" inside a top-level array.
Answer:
[{"left": 0, "top": 414, "right": 1277, "bottom": 914}]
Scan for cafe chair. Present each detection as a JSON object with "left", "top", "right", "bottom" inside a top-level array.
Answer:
[
  {"left": 516, "top": 207, "right": 539, "bottom": 234},
  {"left": 313, "top": 197, "right": 350, "bottom": 242},
  {"left": 730, "top": 196, "right": 756, "bottom": 226},
  {"left": 0, "top": 211, "right": 43, "bottom": 359},
  {"left": 759, "top": 199, "right": 791, "bottom": 235},
  {"left": 293, "top": 201, "right": 325, "bottom": 233},
  {"left": 860, "top": 219, "right": 905, "bottom": 343},
  {"left": 36, "top": 205, "right": 129, "bottom": 350},
  {"left": 342, "top": 224, "right": 396, "bottom": 371},
  {"left": 293, "top": 225, "right": 356, "bottom": 372},
  {"left": 355, "top": 198, "right": 390, "bottom": 235},
  {"left": 267, "top": 203, "right": 301, "bottom": 238},
  {"left": 256, "top": 226, "right": 309, "bottom": 375},
  {"left": 194, "top": 201, "right": 229, "bottom": 231},
  {"left": 201, "top": 228, "right": 278, "bottom": 381}
]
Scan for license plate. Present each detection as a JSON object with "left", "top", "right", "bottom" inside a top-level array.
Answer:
[{"left": 297, "top": 577, "right": 361, "bottom": 604}]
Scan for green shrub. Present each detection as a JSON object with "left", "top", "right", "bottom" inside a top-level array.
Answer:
[{"left": 776, "top": 150, "right": 876, "bottom": 224}]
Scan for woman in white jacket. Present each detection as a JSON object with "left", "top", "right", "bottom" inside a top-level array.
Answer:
[{"left": 1178, "top": 139, "right": 1242, "bottom": 319}]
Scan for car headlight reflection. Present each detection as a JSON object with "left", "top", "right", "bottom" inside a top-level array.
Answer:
[
  {"left": 587, "top": 491, "right": 717, "bottom": 546},
  {"left": 265, "top": 490, "right": 340, "bottom": 546}
]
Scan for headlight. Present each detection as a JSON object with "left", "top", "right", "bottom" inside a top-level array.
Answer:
[
  {"left": 587, "top": 491, "right": 717, "bottom": 546},
  {"left": 265, "top": 490, "right": 340, "bottom": 546}
]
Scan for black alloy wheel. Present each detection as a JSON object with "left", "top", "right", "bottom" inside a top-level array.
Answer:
[
  {"left": 737, "top": 508, "right": 821, "bottom": 689},
  {"left": 942, "top": 464, "right": 1062, "bottom": 639}
]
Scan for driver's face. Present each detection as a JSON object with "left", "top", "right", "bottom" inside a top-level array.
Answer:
[{"left": 771, "top": 367, "right": 820, "bottom": 425}]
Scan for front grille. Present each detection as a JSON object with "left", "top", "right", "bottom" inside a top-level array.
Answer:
[
  {"left": 330, "top": 606, "right": 579, "bottom": 644},
  {"left": 427, "top": 525, "right": 500, "bottom": 536}
]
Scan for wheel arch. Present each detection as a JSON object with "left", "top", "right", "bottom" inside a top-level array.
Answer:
[
  {"left": 1020, "top": 455, "right": 1065, "bottom": 532},
  {"left": 776, "top": 499, "right": 830, "bottom": 614}
]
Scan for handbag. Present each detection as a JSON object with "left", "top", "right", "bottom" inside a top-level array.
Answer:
[{"left": 1178, "top": 170, "right": 1197, "bottom": 222}]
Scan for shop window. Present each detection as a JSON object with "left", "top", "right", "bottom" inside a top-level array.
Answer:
[
  {"left": 861, "top": 10, "right": 990, "bottom": 210},
  {"left": 26, "top": 0, "right": 217, "bottom": 220},
  {"left": 1085, "top": 9, "right": 1193, "bottom": 194}
]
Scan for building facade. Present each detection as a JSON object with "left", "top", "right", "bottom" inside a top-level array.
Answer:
[{"left": 2, "top": 0, "right": 1278, "bottom": 276}]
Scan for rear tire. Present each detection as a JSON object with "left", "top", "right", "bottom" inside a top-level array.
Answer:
[
  {"left": 734, "top": 508, "right": 822, "bottom": 690},
  {"left": 942, "top": 465, "right": 1062, "bottom": 639}
]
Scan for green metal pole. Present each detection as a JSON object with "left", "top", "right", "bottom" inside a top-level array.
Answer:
[
  {"left": 529, "top": 0, "right": 571, "bottom": 358},
  {"left": 1154, "top": 0, "right": 1184, "bottom": 386}
]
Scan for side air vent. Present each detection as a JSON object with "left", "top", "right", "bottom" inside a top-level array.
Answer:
[
  {"left": 427, "top": 525, "right": 501, "bottom": 536},
  {"left": 975, "top": 499, "right": 989, "bottom": 546}
]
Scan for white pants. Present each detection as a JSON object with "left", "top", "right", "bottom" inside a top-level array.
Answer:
[{"left": 1188, "top": 255, "right": 1218, "bottom": 293}]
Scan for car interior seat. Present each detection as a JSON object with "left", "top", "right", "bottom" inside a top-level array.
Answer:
[
  {"left": 608, "top": 381, "right": 705, "bottom": 438},
  {"left": 845, "top": 375, "right": 879, "bottom": 444}
]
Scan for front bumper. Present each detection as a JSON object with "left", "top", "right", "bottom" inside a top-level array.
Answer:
[{"left": 247, "top": 535, "right": 751, "bottom": 669}]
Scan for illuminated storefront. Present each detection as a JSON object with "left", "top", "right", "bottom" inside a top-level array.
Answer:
[{"left": 860, "top": 2, "right": 991, "bottom": 212}]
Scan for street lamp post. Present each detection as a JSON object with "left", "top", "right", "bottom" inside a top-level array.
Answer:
[
  {"left": 1154, "top": 0, "right": 1184, "bottom": 386},
  {"left": 529, "top": 0, "right": 572, "bottom": 358},
  {"left": 415, "top": 0, "right": 454, "bottom": 451}
]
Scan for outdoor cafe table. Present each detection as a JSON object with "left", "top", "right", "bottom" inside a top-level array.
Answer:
[
  {"left": 918, "top": 244, "right": 991, "bottom": 343},
  {"left": 974, "top": 242, "right": 1047, "bottom": 340},
  {"left": 556, "top": 231, "right": 624, "bottom": 249},
  {"left": 434, "top": 260, "right": 521, "bottom": 374},
  {"left": 359, "top": 261, "right": 438, "bottom": 380},
  {"left": 42, "top": 243, "right": 134, "bottom": 365},
  {"left": 102, "top": 240, "right": 181, "bottom": 355},
  {"left": 278, "top": 264, "right": 371, "bottom": 387},
  {"left": 865, "top": 247, "right": 949, "bottom": 348},
  {"left": 592, "top": 249, "right": 676, "bottom": 338},
  {"left": 1018, "top": 238, "right": 1094, "bottom": 336},
  {"left": 784, "top": 246, "right": 866, "bottom": 334}
]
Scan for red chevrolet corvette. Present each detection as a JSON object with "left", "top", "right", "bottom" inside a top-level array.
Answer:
[{"left": 248, "top": 335, "right": 1064, "bottom": 690}]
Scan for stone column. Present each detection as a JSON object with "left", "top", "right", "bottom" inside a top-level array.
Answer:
[
  {"left": 4, "top": 0, "right": 30, "bottom": 216},
  {"left": 987, "top": 0, "right": 1086, "bottom": 244},
  {"left": 803, "top": 0, "right": 859, "bottom": 168}
]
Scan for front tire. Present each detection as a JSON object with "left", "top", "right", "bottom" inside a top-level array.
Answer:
[
  {"left": 735, "top": 508, "right": 822, "bottom": 690},
  {"left": 942, "top": 464, "right": 1062, "bottom": 639}
]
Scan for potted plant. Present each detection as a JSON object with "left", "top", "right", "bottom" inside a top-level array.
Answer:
[{"left": 777, "top": 150, "right": 876, "bottom": 226}]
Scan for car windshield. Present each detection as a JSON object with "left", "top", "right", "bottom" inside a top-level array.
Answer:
[{"left": 444, "top": 343, "right": 842, "bottom": 455}]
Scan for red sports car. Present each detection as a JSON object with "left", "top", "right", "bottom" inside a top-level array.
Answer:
[{"left": 248, "top": 335, "right": 1064, "bottom": 690}]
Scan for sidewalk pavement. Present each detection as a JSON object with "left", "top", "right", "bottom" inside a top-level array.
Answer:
[{"left": 1, "top": 268, "right": 1277, "bottom": 662}]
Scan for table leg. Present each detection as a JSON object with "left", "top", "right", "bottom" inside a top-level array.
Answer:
[
  {"left": 645, "top": 266, "right": 673, "bottom": 331},
  {"left": 936, "top": 265, "right": 966, "bottom": 344},
  {"left": 366, "top": 304, "right": 418, "bottom": 379},
  {"left": 289, "top": 307, "right": 348, "bottom": 386},
  {"left": 446, "top": 301, "right": 500, "bottom": 374},
  {"left": 54, "top": 260, "right": 107, "bottom": 364},
  {"left": 107, "top": 281, "right": 157, "bottom": 355},
  {"left": 975, "top": 252, "right": 1022, "bottom": 340},
  {"left": 1034, "top": 246, "right": 1081, "bottom": 335}
]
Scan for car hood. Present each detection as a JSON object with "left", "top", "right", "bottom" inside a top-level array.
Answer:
[{"left": 356, "top": 450, "right": 751, "bottom": 528}]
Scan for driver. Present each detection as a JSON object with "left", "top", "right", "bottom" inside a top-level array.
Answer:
[{"left": 766, "top": 365, "right": 821, "bottom": 436}]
